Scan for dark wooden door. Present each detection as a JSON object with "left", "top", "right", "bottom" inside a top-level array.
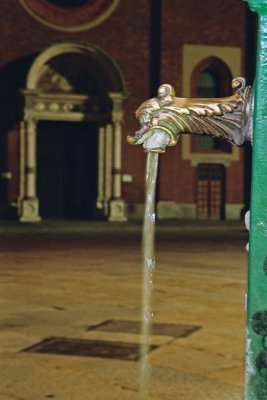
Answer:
[
  {"left": 197, "top": 164, "right": 225, "bottom": 220},
  {"left": 37, "top": 121, "right": 98, "bottom": 219}
]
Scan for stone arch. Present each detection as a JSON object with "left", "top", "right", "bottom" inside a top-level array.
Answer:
[
  {"left": 19, "top": 41, "right": 127, "bottom": 222},
  {"left": 26, "top": 41, "right": 126, "bottom": 94}
]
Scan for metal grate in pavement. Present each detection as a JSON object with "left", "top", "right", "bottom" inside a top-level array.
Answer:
[
  {"left": 87, "top": 320, "right": 201, "bottom": 338},
  {"left": 23, "top": 337, "right": 159, "bottom": 361}
]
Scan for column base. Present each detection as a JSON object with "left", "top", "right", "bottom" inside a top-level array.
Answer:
[
  {"left": 157, "top": 201, "right": 197, "bottom": 219},
  {"left": 108, "top": 199, "right": 127, "bottom": 221},
  {"left": 225, "top": 203, "right": 244, "bottom": 220},
  {"left": 19, "top": 198, "right": 41, "bottom": 223}
]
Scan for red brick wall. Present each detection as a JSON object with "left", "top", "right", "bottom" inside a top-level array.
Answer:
[
  {"left": 0, "top": 0, "right": 151, "bottom": 205},
  {"left": 161, "top": 0, "right": 247, "bottom": 93},
  {"left": 0, "top": 0, "right": 250, "bottom": 216},
  {"left": 158, "top": 145, "right": 195, "bottom": 203},
  {"left": 226, "top": 149, "right": 245, "bottom": 204},
  {"left": 158, "top": 0, "right": 247, "bottom": 208}
]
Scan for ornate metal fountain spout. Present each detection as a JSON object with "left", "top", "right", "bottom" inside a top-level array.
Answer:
[{"left": 128, "top": 77, "right": 253, "bottom": 152}]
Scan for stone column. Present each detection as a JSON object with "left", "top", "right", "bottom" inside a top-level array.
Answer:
[
  {"left": 112, "top": 120, "right": 123, "bottom": 199},
  {"left": 19, "top": 118, "right": 41, "bottom": 222},
  {"left": 104, "top": 123, "right": 113, "bottom": 216},
  {"left": 108, "top": 93, "right": 127, "bottom": 221},
  {"left": 96, "top": 126, "right": 105, "bottom": 211},
  {"left": 18, "top": 121, "right": 26, "bottom": 212}
]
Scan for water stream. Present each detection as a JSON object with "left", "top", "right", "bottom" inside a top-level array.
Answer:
[{"left": 139, "top": 151, "right": 159, "bottom": 399}]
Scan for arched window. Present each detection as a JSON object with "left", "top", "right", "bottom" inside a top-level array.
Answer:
[
  {"left": 47, "top": 0, "right": 88, "bottom": 8},
  {"left": 197, "top": 69, "right": 219, "bottom": 98},
  {"left": 191, "top": 57, "right": 232, "bottom": 152}
]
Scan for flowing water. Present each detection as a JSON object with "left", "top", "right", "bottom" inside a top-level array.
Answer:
[{"left": 139, "top": 152, "right": 159, "bottom": 400}]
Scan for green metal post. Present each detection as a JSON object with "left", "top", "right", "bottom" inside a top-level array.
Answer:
[{"left": 246, "top": 1, "right": 267, "bottom": 398}]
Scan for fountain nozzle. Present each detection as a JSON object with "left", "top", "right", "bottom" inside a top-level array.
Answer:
[{"left": 127, "top": 78, "right": 253, "bottom": 152}]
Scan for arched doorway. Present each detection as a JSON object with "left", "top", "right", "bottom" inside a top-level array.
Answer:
[{"left": 19, "top": 41, "right": 127, "bottom": 222}]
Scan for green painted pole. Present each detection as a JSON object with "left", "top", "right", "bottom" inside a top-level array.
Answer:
[{"left": 246, "top": 1, "right": 267, "bottom": 398}]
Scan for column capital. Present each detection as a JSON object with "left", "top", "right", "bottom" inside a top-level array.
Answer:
[
  {"left": 24, "top": 116, "right": 38, "bottom": 127},
  {"left": 108, "top": 92, "right": 126, "bottom": 101},
  {"left": 25, "top": 117, "right": 38, "bottom": 135},
  {"left": 109, "top": 92, "right": 126, "bottom": 122},
  {"left": 112, "top": 113, "right": 123, "bottom": 123},
  {"left": 247, "top": 0, "right": 267, "bottom": 13}
]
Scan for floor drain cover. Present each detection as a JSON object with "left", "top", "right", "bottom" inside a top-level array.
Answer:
[
  {"left": 23, "top": 337, "right": 159, "bottom": 361},
  {"left": 87, "top": 320, "right": 201, "bottom": 338}
]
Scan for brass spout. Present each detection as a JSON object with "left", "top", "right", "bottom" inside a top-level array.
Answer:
[{"left": 127, "top": 77, "right": 253, "bottom": 153}]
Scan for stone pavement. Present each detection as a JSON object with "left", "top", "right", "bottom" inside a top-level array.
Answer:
[{"left": 0, "top": 220, "right": 248, "bottom": 400}]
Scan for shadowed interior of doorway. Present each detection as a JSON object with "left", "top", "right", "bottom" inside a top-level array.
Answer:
[{"left": 37, "top": 120, "right": 98, "bottom": 220}]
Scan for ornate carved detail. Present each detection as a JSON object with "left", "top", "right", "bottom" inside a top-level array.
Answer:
[
  {"left": 22, "top": 90, "right": 112, "bottom": 121},
  {"left": 49, "top": 102, "right": 60, "bottom": 112},
  {"left": 128, "top": 77, "right": 253, "bottom": 152},
  {"left": 37, "top": 65, "right": 74, "bottom": 93},
  {"left": 63, "top": 103, "right": 74, "bottom": 112},
  {"left": 34, "top": 102, "right": 45, "bottom": 111}
]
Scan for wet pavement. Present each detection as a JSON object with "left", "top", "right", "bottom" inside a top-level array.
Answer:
[{"left": 0, "top": 220, "right": 248, "bottom": 399}]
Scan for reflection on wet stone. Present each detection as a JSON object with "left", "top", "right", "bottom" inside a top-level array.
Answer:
[{"left": 23, "top": 337, "right": 159, "bottom": 361}]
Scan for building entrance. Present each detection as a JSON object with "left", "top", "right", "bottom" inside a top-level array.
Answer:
[
  {"left": 37, "top": 120, "right": 97, "bottom": 219},
  {"left": 18, "top": 41, "right": 127, "bottom": 222}
]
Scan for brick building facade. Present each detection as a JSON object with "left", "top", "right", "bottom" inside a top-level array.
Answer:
[{"left": 0, "top": 0, "right": 252, "bottom": 221}]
